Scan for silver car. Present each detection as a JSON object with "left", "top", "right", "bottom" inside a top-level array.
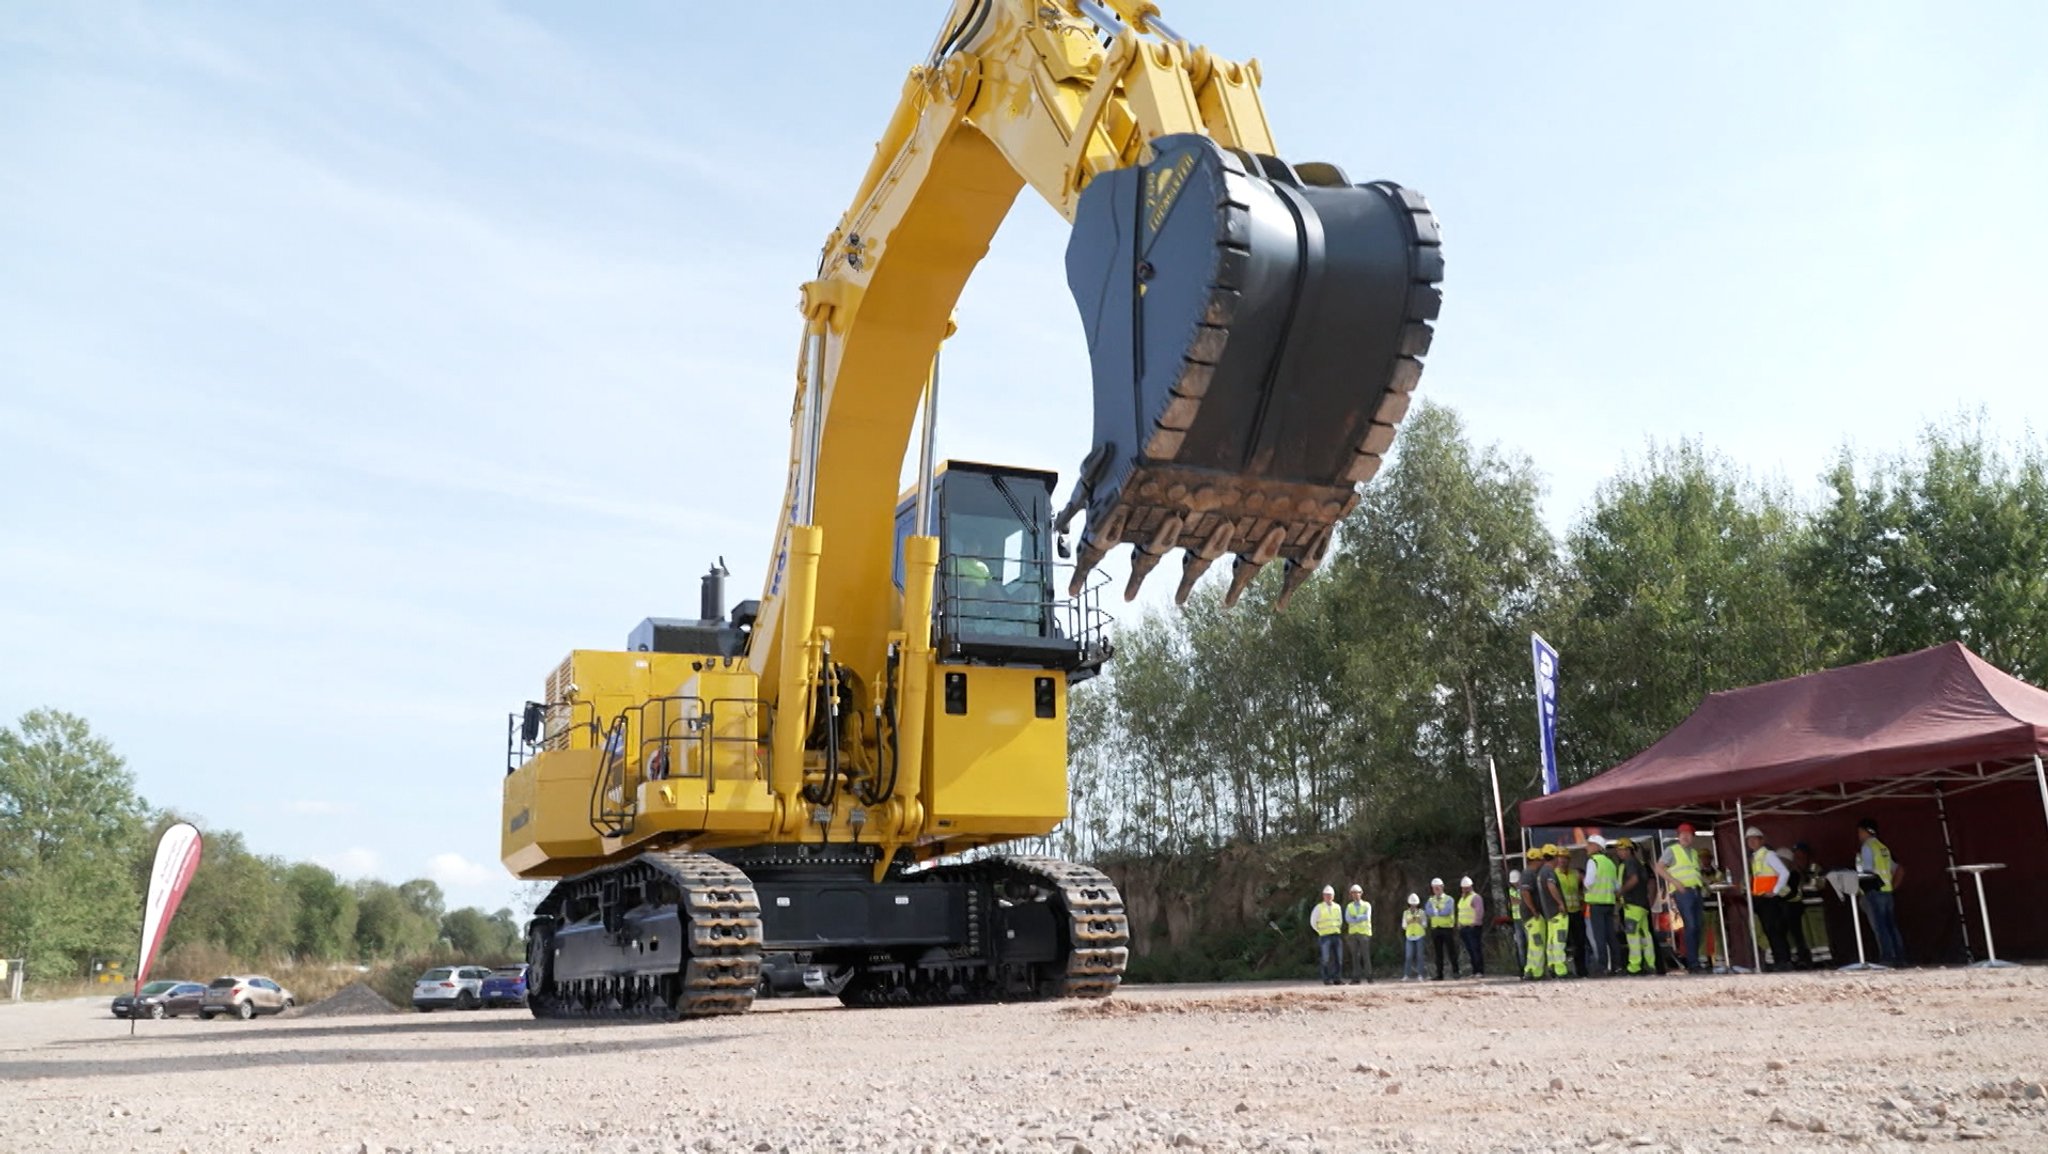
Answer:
[
  {"left": 199, "top": 974, "right": 294, "bottom": 1020},
  {"left": 411, "top": 965, "right": 494, "bottom": 1012}
]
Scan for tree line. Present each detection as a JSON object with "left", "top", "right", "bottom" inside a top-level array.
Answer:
[
  {"left": 0, "top": 709, "right": 521, "bottom": 982},
  {"left": 1064, "top": 403, "right": 2047, "bottom": 866}
]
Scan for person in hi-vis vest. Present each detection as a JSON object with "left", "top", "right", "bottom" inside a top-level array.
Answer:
[
  {"left": 1311, "top": 885, "right": 1345, "bottom": 985},
  {"left": 1400, "top": 894, "right": 1427, "bottom": 981},
  {"left": 1856, "top": 818, "right": 1907, "bottom": 966},
  {"left": 1342, "top": 884, "right": 1374, "bottom": 984}
]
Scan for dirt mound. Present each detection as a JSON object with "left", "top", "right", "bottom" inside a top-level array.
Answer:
[
  {"left": 294, "top": 981, "right": 400, "bottom": 1018},
  {"left": 1063, "top": 989, "right": 1352, "bottom": 1017}
]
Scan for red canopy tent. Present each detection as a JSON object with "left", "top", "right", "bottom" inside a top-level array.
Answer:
[{"left": 1520, "top": 642, "right": 2048, "bottom": 965}]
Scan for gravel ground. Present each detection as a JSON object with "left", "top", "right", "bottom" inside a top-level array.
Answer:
[{"left": 4, "top": 967, "right": 2045, "bottom": 1153}]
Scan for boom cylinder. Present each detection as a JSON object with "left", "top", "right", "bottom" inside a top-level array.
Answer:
[{"left": 771, "top": 524, "right": 825, "bottom": 819}]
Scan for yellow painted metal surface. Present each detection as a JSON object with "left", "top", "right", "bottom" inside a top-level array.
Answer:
[
  {"left": 923, "top": 665, "right": 1068, "bottom": 840},
  {"left": 503, "top": 2, "right": 1280, "bottom": 881}
]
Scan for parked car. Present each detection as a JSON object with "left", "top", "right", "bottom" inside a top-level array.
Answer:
[
  {"left": 411, "top": 965, "right": 495, "bottom": 1012},
  {"left": 199, "top": 975, "right": 294, "bottom": 1020},
  {"left": 111, "top": 980, "right": 207, "bottom": 1020},
  {"left": 479, "top": 964, "right": 529, "bottom": 1009}
]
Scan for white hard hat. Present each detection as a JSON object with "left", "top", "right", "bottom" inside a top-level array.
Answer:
[
  {"left": 1408, "top": 893, "right": 1420, "bottom": 905},
  {"left": 1459, "top": 876, "right": 1474, "bottom": 887},
  {"left": 1744, "top": 826, "right": 1764, "bottom": 839},
  {"left": 1587, "top": 834, "right": 1608, "bottom": 848},
  {"left": 1430, "top": 877, "right": 1443, "bottom": 887},
  {"left": 1322, "top": 885, "right": 1335, "bottom": 895},
  {"left": 1348, "top": 883, "right": 1363, "bottom": 893},
  {"left": 1509, "top": 870, "right": 1522, "bottom": 883}
]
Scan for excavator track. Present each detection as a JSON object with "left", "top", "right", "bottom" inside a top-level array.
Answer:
[
  {"left": 836, "top": 854, "right": 1129, "bottom": 1007},
  {"left": 1002, "top": 855, "right": 1130, "bottom": 999},
  {"left": 527, "top": 851, "right": 762, "bottom": 1022}
]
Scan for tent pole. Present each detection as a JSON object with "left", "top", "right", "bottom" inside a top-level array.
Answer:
[
  {"left": 1935, "top": 785, "right": 1973, "bottom": 964},
  {"left": 1735, "top": 797, "right": 1761, "bottom": 974},
  {"left": 2036, "top": 755, "right": 2048, "bottom": 840}
]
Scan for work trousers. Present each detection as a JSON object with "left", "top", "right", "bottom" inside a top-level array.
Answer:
[
  {"left": 1800, "top": 900, "right": 1831, "bottom": 963},
  {"left": 1545, "top": 913, "right": 1570, "bottom": 976},
  {"left": 1523, "top": 915, "right": 1548, "bottom": 978},
  {"left": 1430, "top": 926, "right": 1458, "bottom": 978},
  {"left": 1344, "top": 935, "right": 1373, "bottom": 982},
  {"left": 1317, "top": 934, "right": 1343, "bottom": 983},
  {"left": 1403, "top": 937, "right": 1426, "bottom": 980},
  {"left": 1459, "top": 925, "right": 1484, "bottom": 976},
  {"left": 1585, "top": 902, "right": 1616, "bottom": 975},
  {"left": 1622, "top": 904, "right": 1652, "bottom": 974},
  {"left": 1865, "top": 890, "right": 1907, "bottom": 966},
  {"left": 1672, "top": 889, "right": 1707, "bottom": 971},
  {"left": 1565, "top": 908, "right": 1588, "bottom": 976},
  {"left": 1785, "top": 901, "right": 1812, "bottom": 967},
  {"left": 1754, "top": 895, "right": 1795, "bottom": 971}
]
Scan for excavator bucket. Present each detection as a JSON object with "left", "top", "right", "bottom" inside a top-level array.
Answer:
[{"left": 1061, "top": 133, "right": 1443, "bottom": 609}]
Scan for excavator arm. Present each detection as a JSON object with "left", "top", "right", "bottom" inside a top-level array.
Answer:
[{"left": 753, "top": 0, "right": 1443, "bottom": 712}]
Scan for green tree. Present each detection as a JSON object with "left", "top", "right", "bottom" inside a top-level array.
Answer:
[
  {"left": 440, "top": 906, "right": 520, "bottom": 961},
  {"left": 285, "top": 863, "right": 358, "bottom": 961},
  {"left": 1797, "top": 420, "right": 2048, "bottom": 682},
  {"left": 1557, "top": 441, "right": 1820, "bottom": 775},
  {"left": 354, "top": 879, "right": 438, "bottom": 959},
  {"left": 1316, "top": 402, "right": 1562, "bottom": 857},
  {"left": 165, "top": 827, "right": 296, "bottom": 959},
  {"left": 0, "top": 710, "right": 150, "bottom": 979}
]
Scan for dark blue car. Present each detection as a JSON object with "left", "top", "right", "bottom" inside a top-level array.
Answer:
[{"left": 479, "top": 965, "right": 529, "bottom": 1008}]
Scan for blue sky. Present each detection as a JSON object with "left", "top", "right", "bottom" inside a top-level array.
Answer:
[{"left": 4, "top": 2, "right": 2044, "bottom": 914}]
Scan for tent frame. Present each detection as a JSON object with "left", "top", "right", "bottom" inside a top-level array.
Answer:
[{"left": 1579, "top": 757, "right": 2042, "bottom": 829}]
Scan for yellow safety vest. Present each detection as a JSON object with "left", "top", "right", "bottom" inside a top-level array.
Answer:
[
  {"left": 1585, "top": 854, "right": 1619, "bottom": 905},
  {"left": 1750, "top": 847, "right": 1783, "bottom": 896},
  {"left": 1424, "top": 893, "right": 1455, "bottom": 928},
  {"left": 1344, "top": 900, "right": 1373, "bottom": 935},
  {"left": 1559, "top": 869, "right": 1584, "bottom": 912},
  {"left": 1666, "top": 843, "right": 1703, "bottom": 889},
  {"left": 1862, "top": 838, "right": 1896, "bottom": 893},
  {"left": 1456, "top": 892, "right": 1481, "bottom": 927},
  {"left": 1312, "top": 900, "right": 1344, "bottom": 936},
  {"left": 1402, "top": 910, "right": 1426, "bottom": 940}
]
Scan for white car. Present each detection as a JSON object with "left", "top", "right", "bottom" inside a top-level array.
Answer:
[{"left": 411, "top": 965, "right": 494, "bottom": 1012}]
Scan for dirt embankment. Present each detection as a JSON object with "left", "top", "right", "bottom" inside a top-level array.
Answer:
[{"left": 1101, "top": 837, "right": 1469, "bottom": 967}]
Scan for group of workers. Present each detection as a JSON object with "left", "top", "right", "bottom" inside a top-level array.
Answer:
[
  {"left": 1310, "top": 817, "right": 1907, "bottom": 983},
  {"left": 1307, "top": 876, "right": 1491, "bottom": 984}
]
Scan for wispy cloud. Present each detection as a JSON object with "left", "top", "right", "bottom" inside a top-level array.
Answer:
[
  {"left": 426, "top": 852, "right": 494, "bottom": 889},
  {"left": 318, "top": 847, "right": 381, "bottom": 878}
]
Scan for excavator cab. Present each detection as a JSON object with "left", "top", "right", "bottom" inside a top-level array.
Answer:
[{"left": 895, "top": 460, "right": 1110, "bottom": 674}]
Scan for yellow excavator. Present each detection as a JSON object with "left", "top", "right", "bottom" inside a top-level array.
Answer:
[{"left": 499, "top": 0, "right": 1442, "bottom": 1018}]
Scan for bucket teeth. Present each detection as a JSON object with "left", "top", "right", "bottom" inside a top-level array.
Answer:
[
  {"left": 1173, "top": 554, "right": 1214, "bottom": 605},
  {"left": 1124, "top": 548, "right": 1164, "bottom": 601},
  {"left": 1222, "top": 556, "right": 1262, "bottom": 608}
]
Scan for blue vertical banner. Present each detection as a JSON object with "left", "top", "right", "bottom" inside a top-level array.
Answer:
[{"left": 1531, "top": 632, "right": 1561, "bottom": 795}]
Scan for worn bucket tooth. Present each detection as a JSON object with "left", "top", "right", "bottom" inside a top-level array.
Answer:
[
  {"left": 1124, "top": 548, "right": 1165, "bottom": 602},
  {"left": 1222, "top": 556, "right": 1262, "bottom": 608},
  {"left": 1275, "top": 559, "right": 1314, "bottom": 611},
  {"left": 1173, "top": 554, "right": 1214, "bottom": 605},
  {"left": 1065, "top": 131, "right": 1444, "bottom": 613},
  {"left": 1068, "top": 537, "right": 1109, "bottom": 597}
]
